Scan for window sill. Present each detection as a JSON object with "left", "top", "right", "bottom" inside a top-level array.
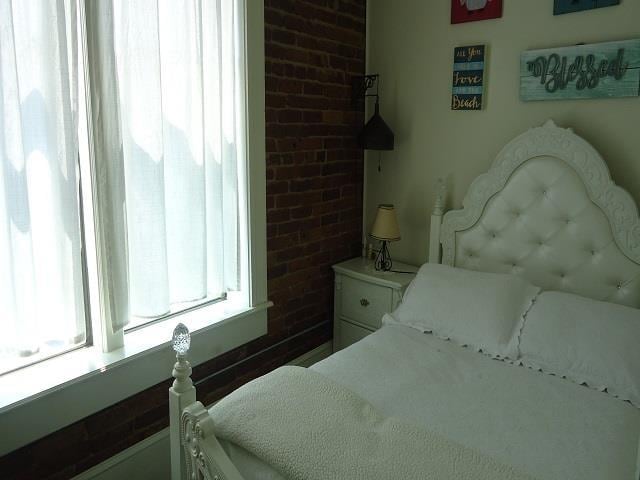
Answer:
[{"left": 0, "top": 298, "right": 270, "bottom": 456}]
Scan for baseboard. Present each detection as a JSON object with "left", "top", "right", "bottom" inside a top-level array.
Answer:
[
  {"left": 286, "top": 340, "right": 333, "bottom": 367},
  {"left": 72, "top": 340, "right": 333, "bottom": 479},
  {"left": 72, "top": 429, "right": 170, "bottom": 480}
]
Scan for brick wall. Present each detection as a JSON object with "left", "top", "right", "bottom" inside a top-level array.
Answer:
[
  {"left": 0, "top": 1, "right": 365, "bottom": 478},
  {"left": 263, "top": 0, "right": 365, "bottom": 347}
]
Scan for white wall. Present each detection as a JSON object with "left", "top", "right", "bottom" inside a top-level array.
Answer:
[{"left": 365, "top": 0, "right": 640, "bottom": 266}]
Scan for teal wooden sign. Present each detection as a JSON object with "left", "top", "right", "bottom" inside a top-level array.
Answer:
[
  {"left": 452, "top": 45, "right": 486, "bottom": 110},
  {"left": 520, "top": 39, "right": 640, "bottom": 101}
]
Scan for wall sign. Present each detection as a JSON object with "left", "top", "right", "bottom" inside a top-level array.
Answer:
[
  {"left": 520, "top": 39, "right": 640, "bottom": 101},
  {"left": 452, "top": 45, "right": 486, "bottom": 110},
  {"left": 451, "top": 0, "right": 502, "bottom": 24},
  {"left": 554, "top": 0, "right": 620, "bottom": 15}
]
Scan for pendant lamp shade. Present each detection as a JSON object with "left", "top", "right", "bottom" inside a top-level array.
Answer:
[{"left": 358, "top": 100, "right": 394, "bottom": 151}]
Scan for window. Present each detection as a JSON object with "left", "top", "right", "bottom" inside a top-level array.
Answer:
[
  {"left": 109, "top": 0, "right": 246, "bottom": 329},
  {"left": 0, "top": 0, "right": 252, "bottom": 375},
  {"left": 0, "top": 0, "right": 88, "bottom": 373}
]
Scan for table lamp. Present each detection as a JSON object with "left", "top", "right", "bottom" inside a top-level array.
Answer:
[{"left": 370, "top": 204, "right": 401, "bottom": 271}]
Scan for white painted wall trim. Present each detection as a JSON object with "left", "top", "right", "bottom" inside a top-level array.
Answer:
[
  {"left": 0, "top": 306, "right": 268, "bottom": 457},
  {"left": 73, "top": 429, "right": 170, "bottom": 480},
  {"left": 72, "top": 341, "right": 333, "bottom": 480},
  {"left": 0, "top": 0, "right": 268, "bottom": 458},
  {"left": 286, "top": 341, "right": 333, "bottom": 368}
]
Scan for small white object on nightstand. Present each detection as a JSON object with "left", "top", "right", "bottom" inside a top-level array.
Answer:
[{"left": 332, "top": 257, "right": 418, "bottom": 351}]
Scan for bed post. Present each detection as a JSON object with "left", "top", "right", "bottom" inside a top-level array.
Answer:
[
  {"left": 429, "top": 178, "right": 446, "bottom": 263},
  {"left": 169, "top": 324, "right": 196, "bottom": 480}
]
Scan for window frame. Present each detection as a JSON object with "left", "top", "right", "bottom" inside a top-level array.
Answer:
[{"left": 0, "top": 0, "right": 268, "bottom": 457}]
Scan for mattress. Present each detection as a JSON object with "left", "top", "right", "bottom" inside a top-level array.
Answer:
[{"left": 221, "top": 324, "right": 640, "bottom": 479}]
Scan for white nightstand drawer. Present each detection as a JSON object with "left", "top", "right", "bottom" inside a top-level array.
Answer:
[
  {"left": 337, "top": 320, "right": 372, "bottom": 350},
  {"left": 333, "top": 258, "right": 417, "bottom": 352},
  {"left": 341, "top": 276, "right": 392, "bottom": 329}
]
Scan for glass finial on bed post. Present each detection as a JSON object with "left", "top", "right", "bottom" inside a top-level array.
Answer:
[
  {"left": 171, "top": 323, "right": 193, "bottom": 393},
  {"left": 172, "top": 323, "right": 191, "bottom": 357}
]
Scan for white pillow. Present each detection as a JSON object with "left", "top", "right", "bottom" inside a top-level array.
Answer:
[
  {"left": 520, "top": 291, "right": 640, "bottom": 408},
  {"left": 383, "top": 263, "right": 540, "bottom": 359}
]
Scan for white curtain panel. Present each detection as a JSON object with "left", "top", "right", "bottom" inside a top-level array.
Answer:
[
  {"left": 84, "top": 0, "right": 130, "bottom": 334},
  {"left": 0, "top": 0, "right": 245, "bottom": 365},
  {"left": 0, "top": 0, "right": 85, "bottom": 360},
  {"left": 108, "top": 0, "right": 244, "bottom": 320}
]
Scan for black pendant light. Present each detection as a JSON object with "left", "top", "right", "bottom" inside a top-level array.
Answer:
[
  {"left": 358, "top": 98, "right": 394, "bottom": 150},
  {"left": 354, "top": 74, "right": 394, "bottom": 151}
]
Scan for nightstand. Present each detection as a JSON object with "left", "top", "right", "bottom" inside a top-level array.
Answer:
[{"left": 332, "top": 257, "right": 418, "bottom": 351}]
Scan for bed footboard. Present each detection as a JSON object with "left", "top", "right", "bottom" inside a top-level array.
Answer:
[
  {"left": 181, "top": 402, "right": 244, "bottom": 480},
  {"left": 169, "top": 324, "right": 244, "bottom": 480}
]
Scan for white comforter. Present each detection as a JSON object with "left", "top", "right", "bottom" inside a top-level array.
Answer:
[
  {"left": 219, "top": 325, "right": 640, "bottom": 479},
  {"left": 210, "top": 365, "right": 536, "bottom": 480}
]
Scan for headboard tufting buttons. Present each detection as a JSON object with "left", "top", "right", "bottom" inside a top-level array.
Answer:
[{"left": 442, "top": 124, "right": 640, "bottom": 309}]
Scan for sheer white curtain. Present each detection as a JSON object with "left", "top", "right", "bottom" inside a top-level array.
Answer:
[
  {"left": 0, "top": 0, "right": 245, "bottom": 366},
  {"left": 106, "top": 0, "right": 245, "bottom": 321},
  {"left": 0, "top": 0, "right": 85, "bottom": 364}
]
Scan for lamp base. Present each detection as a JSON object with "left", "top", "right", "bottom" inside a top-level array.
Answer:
[{"left": 374, "top": 241, "right": 393, "bottom": 272}]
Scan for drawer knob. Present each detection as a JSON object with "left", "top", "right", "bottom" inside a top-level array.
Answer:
[{"left": 360, "top": 298, "right": 370, "bottom": 307}]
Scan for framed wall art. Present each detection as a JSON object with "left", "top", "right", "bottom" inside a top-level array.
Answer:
[
  {"left": 554, "top": 0, "right": 620, "bottom": 15},
  {"left": 452, "top": 45, "right": 486, "bottom": 110},
  {"left": 451, "top": 0, "right": 503, "bottom": 24}
]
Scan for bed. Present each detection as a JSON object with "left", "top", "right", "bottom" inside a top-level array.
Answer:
[{"left": 168, "top": 120, "right": 640, "bottom": 480}]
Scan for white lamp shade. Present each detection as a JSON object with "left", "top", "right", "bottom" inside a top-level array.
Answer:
[{"left": 370, "top": 204, "right": 401, "bottom": 241}]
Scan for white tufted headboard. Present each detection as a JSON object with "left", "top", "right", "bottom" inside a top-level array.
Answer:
[{"left": 435, "top": 120, "right": 640, "bottom": 309}]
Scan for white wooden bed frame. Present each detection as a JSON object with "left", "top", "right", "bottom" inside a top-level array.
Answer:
[{"left": 168, "top": 120, "right": 640, "bottom": 480}]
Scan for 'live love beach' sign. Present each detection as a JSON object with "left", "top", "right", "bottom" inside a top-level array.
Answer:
[
  {"left": 452, "top": 45, "right": 486, "bottom": 110},
  {"left": 521, "top": 39, "right": 640, "bottom": 101}
]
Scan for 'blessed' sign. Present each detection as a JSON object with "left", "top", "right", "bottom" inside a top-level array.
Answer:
[{"left": 521, "top": 39, "right": 640, "bottom": 101}]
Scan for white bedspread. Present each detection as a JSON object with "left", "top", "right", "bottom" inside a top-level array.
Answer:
[
  {"left": 221, "top": 325, "right": 640, "bottom": 480},
  {"left": 211, "top": 366, "right": 535, "bottom": 480}
]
